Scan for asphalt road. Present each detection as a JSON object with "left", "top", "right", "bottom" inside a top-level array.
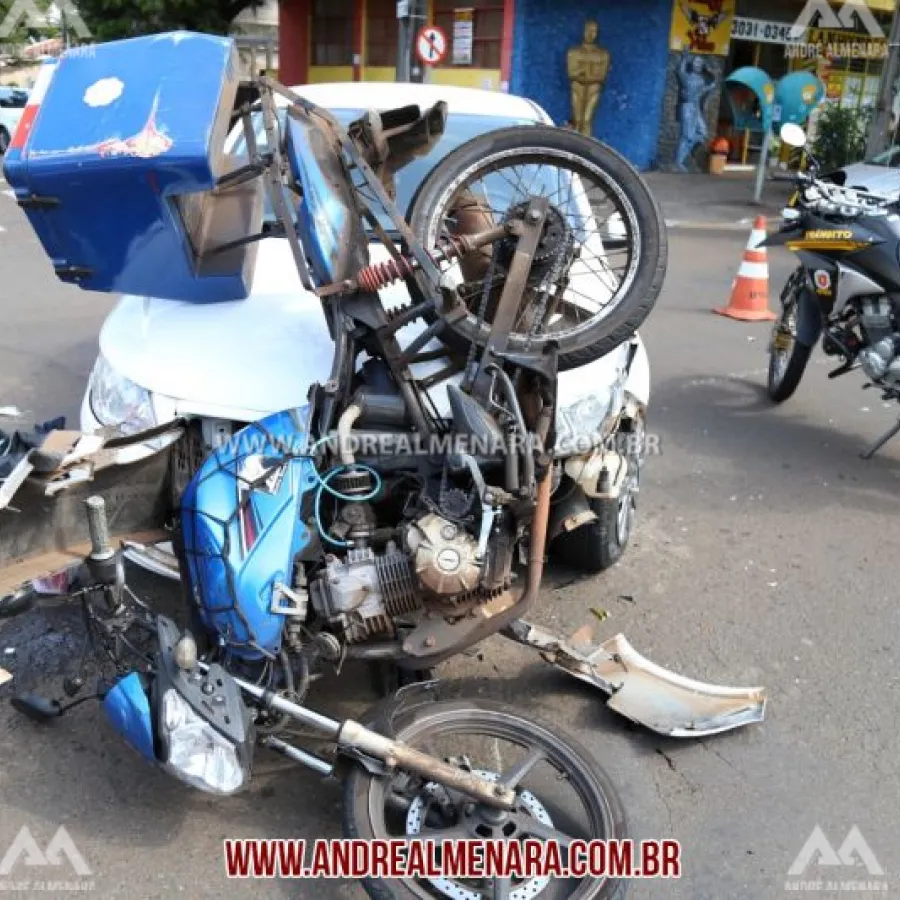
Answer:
[{"left": 0, "top": 180, "right": 899, "bottom": 900}]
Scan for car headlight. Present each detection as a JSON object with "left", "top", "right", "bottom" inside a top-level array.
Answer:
[
  {"left": 553, "top": 386, "right": 620, "bottom": 459},
  {"left": 88, "top": 354, "right": 156, "bottom": 434},
  {"left": 160, "top": 689, "right": 246, "bottom": 795}
]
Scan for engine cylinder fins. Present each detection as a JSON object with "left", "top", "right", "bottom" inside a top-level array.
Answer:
[
  {"left": 375, "top": 547, "right": 420, "bottom": 616},
  {"left": 310, "top": 545, "right": 422, "bottom": 645}
]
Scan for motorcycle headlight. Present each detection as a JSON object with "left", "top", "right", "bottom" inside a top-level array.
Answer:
[
  {"left": 160, "top": 689, "right": 246, "bottom": 795},
  {"left": 553, "top": 387, "right": 619, "bottom": 459},
  {"left": 88, "top": 354, "right": 156, "bottom": 434}
]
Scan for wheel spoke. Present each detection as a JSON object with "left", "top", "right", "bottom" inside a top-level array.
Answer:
[
  {"left": 499, "top": 746, "right": 545, "bottom": 789},
  {"left": 518, "top": 819, "right": 578, "bottom": 848}
]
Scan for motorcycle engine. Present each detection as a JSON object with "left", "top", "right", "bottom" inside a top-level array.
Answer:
[
  {"left": 308, "top": 512, "right": 485, "bottom": 644},
  {"left": 858, "top": 299, "right": 900, "bottom": 387}
]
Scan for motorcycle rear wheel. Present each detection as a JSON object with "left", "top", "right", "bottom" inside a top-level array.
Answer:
[
  {"left": 406, "top": 126, "right": 667, "bottom": 371},
  {"left": 342, "top": 698, "right": 628, "bottom": 900}
]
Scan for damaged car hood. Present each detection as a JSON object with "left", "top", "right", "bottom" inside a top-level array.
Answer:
[{"left": 98, "top": 238, "right": 649, "bottom": 421}]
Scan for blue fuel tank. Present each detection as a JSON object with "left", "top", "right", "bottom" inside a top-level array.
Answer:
[
  {"left": 2, "top": 32, "right": 262, "bottom": 303},
  {"left": 179, "top": 407, "right": 318, "bottom": 661}
]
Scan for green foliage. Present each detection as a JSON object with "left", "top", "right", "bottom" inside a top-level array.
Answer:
[
  {"left": 810, "top": 102, "right": 870, "bottom": 172},
  {"left": 74, "top": 0, "right": 262, "bottom": 42}
]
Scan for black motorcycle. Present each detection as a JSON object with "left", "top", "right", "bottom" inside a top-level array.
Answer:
[{"left": 764, "top": 124, "right": 900, "bottom": 458}]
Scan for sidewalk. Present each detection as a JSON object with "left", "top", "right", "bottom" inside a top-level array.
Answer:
[{"left": 643, "top": 169, "right": 794, "bottom": 232}]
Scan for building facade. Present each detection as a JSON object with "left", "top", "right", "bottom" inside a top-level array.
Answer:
[{"left": 276, "top": 0, "right": 896, "bottom": 171}]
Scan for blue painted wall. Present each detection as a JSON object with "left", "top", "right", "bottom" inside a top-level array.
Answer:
[{"left": 510, "top": 0, "right": 673, "bottom": 170}]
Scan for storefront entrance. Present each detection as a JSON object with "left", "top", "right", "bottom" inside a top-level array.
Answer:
[
  {"left": 278, "top": 0, "right": 512, "bottom": 90},
  {"left": 716, "top": 0, "right": 893, "bottom": 166}
]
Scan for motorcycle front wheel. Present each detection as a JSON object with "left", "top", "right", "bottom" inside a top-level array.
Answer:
[
  {"left": 342, "top": 699, "right": 628, "bottom": 900},
  {"left": 406, "top": 126, "right": 667, "bottom": 371},
  {"left": 768, "top": 274, "right": 812, "bottom": 403}
]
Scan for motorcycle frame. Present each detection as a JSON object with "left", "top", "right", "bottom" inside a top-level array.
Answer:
[{"left": 215, "top": 77, "right": 561, "bottom": 440}]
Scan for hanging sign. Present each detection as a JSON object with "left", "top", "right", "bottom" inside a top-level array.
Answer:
[
  {"left": 452, "top": 8, "right": 474, "bottom": 66},
  {"left": 731, "top": 17, "right": 800, "bottom": 45},
  {"left": 416, "top": 25, "right": 448, "bottom": 66}
]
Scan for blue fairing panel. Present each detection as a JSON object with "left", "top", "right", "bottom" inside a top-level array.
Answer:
[
  {"left": 103, "top": 673, "right": 156, "bottom": 762},
  {"left": 180, "top": 407, "right": 318, "bottom": 661},
  {"left": 284, "top": 113, "right": 368, "bottom": 286}
]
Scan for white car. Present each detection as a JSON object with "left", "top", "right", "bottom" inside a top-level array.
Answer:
[
  {"left": 80, "top": 81, "right": 651, "bottom": 575},
  {"left": 830, "top": 145, "right": 900, "bottom": 196},
  {"left": 0, "top": 86, "right": 28, "bottom": 154}
]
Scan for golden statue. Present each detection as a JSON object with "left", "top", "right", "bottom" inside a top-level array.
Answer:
[{"left": 567, "top": 20, "right": 610, "bottom": 136}]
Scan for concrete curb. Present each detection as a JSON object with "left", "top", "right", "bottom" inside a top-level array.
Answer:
[{"left": 665, "top": 219, "right": 780, "bottom": 233}]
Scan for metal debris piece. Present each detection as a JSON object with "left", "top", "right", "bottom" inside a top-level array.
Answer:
[
  {"left": 502, "top": 619, "right": 766, "bottom": 738},
  {"left": 121, "top": 541, "right": 180, "bottom": 581}
]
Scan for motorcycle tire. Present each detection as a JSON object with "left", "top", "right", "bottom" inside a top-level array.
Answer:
[
  {"left": 553, "top": 413, "right": 644, "bottom": 573},
  {"left": 552, "top": 493, "right": 633, "bottom": 574},
  {"left": 768, "top": 287, "right": 812, "bottom": 403},
  {"left": 406, "top": 126, "right": 667, "bottom": 371},
  {"left": 342, "top": 698, "right": 628, "bottom": 900}
]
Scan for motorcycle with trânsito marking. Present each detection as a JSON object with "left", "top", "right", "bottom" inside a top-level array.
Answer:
[
  {"left": 767, "top": 123, "right": 900, "bottom": 459},
  {"left": 0, "top": 33, "right": 766, "bottom": 900}
]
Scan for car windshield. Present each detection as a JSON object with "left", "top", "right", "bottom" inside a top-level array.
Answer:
[
  {"left": 228, "top": 107, "right": 539, "bottom": 231},
  {"left": 865, "top": 146, "right": 900, "bottom": 168}
]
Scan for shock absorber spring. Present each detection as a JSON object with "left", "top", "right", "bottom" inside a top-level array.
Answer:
[{"left": 357, "top": 257, "right": 417, "bottom": 293}]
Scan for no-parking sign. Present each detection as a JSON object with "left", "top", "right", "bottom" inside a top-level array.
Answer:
[{"left": 415, "top": 25, "right": 448, "bottom": 66}]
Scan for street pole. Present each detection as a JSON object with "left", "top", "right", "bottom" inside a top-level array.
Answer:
[
  {"left": 753, "top": 128, "right": 771, "bottom": 204},
  {"left": 866, "top": 2, "right": 900, "bottom": 159},
  {"left": 396, "top": 0, "right": 411, "bottom": 81},
  {"left": 395, "top": 0, "right": 427, "bottom": 82}
]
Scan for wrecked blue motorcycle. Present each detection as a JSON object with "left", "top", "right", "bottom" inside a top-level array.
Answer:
[{"left": 0, "top": 32, "right": 765, "bottom": 900}]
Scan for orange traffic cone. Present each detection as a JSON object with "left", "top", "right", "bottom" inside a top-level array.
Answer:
[{"left": 714, "top": 216, "right": 775, "bottom": 322}]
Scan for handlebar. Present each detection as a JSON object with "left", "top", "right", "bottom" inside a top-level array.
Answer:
[{"left": 769, "top": 170, "right": 894, "bottom": 217}]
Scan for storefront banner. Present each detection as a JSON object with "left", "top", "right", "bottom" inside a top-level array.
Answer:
[
  {"left": 731, "top": 16, "right": 888, "bottom": 60},
  {"left": 452, "top": 8, "right": 474, "bottom": 66},
  {"left": 669, "top": 0, "right": 736, "bottom": 56}
]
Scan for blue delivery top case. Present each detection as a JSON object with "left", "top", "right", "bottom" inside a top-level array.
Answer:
[{"left": 3, "top": 32, "right": 262, "bottom": 303}]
